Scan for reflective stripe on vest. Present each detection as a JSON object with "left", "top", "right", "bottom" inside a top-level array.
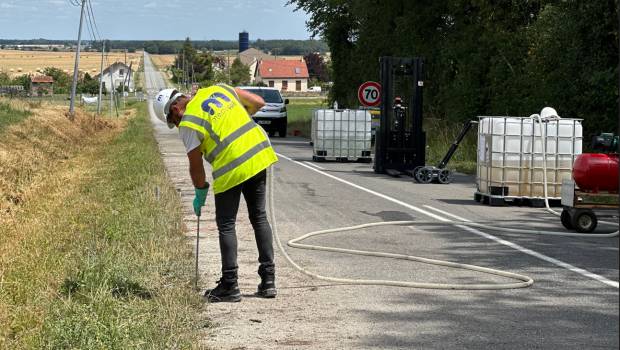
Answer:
[
  {"left": 179, "top": 84, "right": 278, "bottom": 193},
  {"left": 212, "top": 139, "right": 272, "bottom": 179}
]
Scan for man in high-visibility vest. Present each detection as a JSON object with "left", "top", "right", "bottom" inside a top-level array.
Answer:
[{"left": 154, "top": 84, "right": 278, "bottom": 302}]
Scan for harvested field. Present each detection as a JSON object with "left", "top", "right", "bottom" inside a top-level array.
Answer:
[
  {"left": 0, "top": 50, "right": 142, "bottom": 77},
  {"left": 150, "top": 54, "right": 176, "bottom": 69}
]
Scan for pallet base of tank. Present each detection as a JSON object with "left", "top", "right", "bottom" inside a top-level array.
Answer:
[
  {"left": 473, "top": 192, "right": 562, "bottom": 207},
  {"left": 312, "top": 155, "right": 373, "bottom": 163}
]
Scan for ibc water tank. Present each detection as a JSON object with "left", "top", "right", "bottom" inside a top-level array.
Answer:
[{"left": 572, "top": 153, "right": 619, "bottom": 193}]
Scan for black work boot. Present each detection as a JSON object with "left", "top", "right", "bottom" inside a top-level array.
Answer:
[
  {"left": 256, "top": 265, "right": 276, "bottom": 298},
  {"left": 204, "top": 270, "right": 241, "bottom": 303}
]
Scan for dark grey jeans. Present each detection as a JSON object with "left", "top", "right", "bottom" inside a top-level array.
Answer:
[{"left": 214, "top": 169, "right": 275, "bottom": 278}]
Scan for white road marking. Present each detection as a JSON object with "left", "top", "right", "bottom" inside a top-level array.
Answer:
[
  {"left": 277, "top": 153, "right": 447, "bottom": 222},
  {"left": 423, "top": 205, "right": 619, "bottom": 289},
  {"left": 302, "top": 161, "right": 326, "bottom": 170},
  {"left": 276, "top": 152, "right": 619, "bottom": 289}
]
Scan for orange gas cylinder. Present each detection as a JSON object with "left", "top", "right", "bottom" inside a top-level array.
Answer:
[{"left": 572, "top": 153, "right": 619, "bottom": 193}]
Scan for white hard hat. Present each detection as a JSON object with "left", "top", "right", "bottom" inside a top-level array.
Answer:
[
  {"left": 540, "top": 107, "right": 560, "bottom": 120},
  {"left": 153, "top": 88, "right": 185, "bottom": 128}
]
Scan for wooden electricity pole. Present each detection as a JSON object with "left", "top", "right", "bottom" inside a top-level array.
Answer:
[
  {"left": 97, "top": 40, "right": 105, "bottom": 115},
  {"left": 69, "top": 0, "right": 87, "bottom": 119}
]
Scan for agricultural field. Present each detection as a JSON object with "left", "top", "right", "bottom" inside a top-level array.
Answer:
[
  {"left": 149, "top": 54, "right": 176, "bottom": 69},
  {"left": 0, "top": 50, "right": 142, "bottom": 77}
]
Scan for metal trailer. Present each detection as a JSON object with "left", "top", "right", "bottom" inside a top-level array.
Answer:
[
  {"left": 374, "top": 57, "right": 426, "bottom": 176},
  {"left": 560, "top": 179, "right": 619, "bottom": 233},
  {"left": 413, "top": 120, "right": 476, "bottom": 184}
]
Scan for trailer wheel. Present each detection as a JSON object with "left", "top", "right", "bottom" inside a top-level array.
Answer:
[
  {"left": 437, "top": 169, "right": 452, "bottom": 184},
  {"left": 416, "top": 167, "right": 433, "bottom": 184},
  {"left": 412, "top": 166, "right": 424, "bottom": 183},
  {"left": 560, "top": 209, "right": 573, "bottom": 230},
  {"left": 571, "top": 209, "right": 597, "bottom": 233}
]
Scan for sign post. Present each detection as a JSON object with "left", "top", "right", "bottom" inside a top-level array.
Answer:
[{"left": 358, "top": 81, "right": 382, "bottom": 107}]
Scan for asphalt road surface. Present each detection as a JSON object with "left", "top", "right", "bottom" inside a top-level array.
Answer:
[{"left": 143, "top": 52, "right": 619, "bottom": 349}]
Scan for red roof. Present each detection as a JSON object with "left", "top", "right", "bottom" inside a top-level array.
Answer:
[
  {"left": 31, "top": 76, "right": 54, "bottom": 83},
  {"left": 258, "top": 59, "right": 309, "bottom": 79}
]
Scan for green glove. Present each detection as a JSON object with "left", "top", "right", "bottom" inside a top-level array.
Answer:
[{"left": 193, "top": 183, "right": 210, "bottom": 216}]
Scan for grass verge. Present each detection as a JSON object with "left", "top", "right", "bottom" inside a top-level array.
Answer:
[
  {"left": 0, "top": 102, "right": 204, "bottom": 349},
  {"left": 286, "top": 98, "right": 327, "bottom": 137},
  {"left": 0, "top": 99, "right": 33, "bottom": 132}
]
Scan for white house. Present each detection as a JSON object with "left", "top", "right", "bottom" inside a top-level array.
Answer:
[
  {"left": 96, "top": 62, "right": 134, "bottom": 93},
  {"left": 255, "top": 59, "right": 309, "bottom": 92}
]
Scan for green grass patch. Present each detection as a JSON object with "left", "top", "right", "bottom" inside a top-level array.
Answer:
[
  {"left": 1, "top": 103, "right": 204, "bottom": 349},
  {"left": 0, "top": 101, "right": 32, "bottom": 133},
  {"left": 425, "top": 118, "right": 477, "bottom": 174},
  {"left": 286, "top": 98, "right": 327, "bottom": 137}
]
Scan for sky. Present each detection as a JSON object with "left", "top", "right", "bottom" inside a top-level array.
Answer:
[{"left": 0, "top": 0, "right": 313, "bottom": 40}]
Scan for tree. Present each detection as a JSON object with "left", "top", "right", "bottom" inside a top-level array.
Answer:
[
  {"left": 229, "top": 58, "right": 251, "bottom": 86},
  {"left": 304, "top": 52, "right": 329, "bottom": 82},
  {"left": 288, "top": 0, "right": 619, "bottom": 132},
  {"left": 78, "top": 73, "right": 99, "bottom": 95},
  {"left": 43, "top": 67, "right": 71, "bottom": 94},
  {"left": 0, "top": 72, "right": 11, "bottom": 85},
  {"left": 11, "top": 74, "right": 31, "bottom": 91}
]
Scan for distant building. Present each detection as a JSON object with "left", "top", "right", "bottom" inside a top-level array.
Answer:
[
  {"left": 30, "top": 75, "right": 54, "bottom": 96},
  {"left": 239, "top": 31, "right": 249, "bottom": 53},
  {"left": 238, "top": 48, "right": 274, "bottom": 84},
  {"left": 255, "top": 59, "right": 309, "bottom": 92},
  {"left": 96, "top": 62, "right": 134, "bottom": 93}
]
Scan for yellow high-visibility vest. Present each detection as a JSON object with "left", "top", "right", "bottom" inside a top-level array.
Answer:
[{"left": 179, "top": 84, "right": 278, "bottom": 194}]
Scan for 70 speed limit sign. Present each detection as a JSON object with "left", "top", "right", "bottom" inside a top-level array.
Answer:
[{"left": 358, "top": 81, "right": 382, "bottom": 107}]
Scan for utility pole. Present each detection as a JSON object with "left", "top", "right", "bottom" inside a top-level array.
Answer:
[
  {"left": 97, "top": 40, "right": 105, "bottom": 115},
  {"left": 227, "top": 50, "right": 231, "bottom": 84},
  {"left": 69, "top": 0, "right": 87, "bottom": 119},
  {"left": 122, "top": 49, "right": 127, "bottom": 107},
  {"left": 108, "top": 55, "right": 113, "bottom": 118}
]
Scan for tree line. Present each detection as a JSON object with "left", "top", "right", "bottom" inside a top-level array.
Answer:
[
  {"left": 0, "top": 39, "right": 329, "bottom": 56},
  {"left": 1, "top": 68, "right": 112, "bottom": 96},
  {"left": 288, "top": 0, "right": 619, "bottom": 135}
]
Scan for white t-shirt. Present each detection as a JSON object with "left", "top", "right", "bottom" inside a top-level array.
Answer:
[{"left": 179, "top": 126, "right": 203, "bottom": 154}]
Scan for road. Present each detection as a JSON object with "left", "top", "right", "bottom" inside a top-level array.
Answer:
[{"left": 143, "top": 52, "right": 619, "bottom": 349}]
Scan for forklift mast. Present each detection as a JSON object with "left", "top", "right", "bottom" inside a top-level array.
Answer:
[{"left": 374, "top": 57, "right": 426, "bottom": 174}]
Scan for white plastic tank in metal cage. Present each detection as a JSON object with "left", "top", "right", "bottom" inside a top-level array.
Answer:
[
  {"left": 311, "top": 109, "right": 372, "bottom": 162},
  {"left": 476, "top": 116, "right": 583, "bottom": 203}
]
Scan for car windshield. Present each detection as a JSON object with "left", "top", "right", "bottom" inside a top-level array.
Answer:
[{"left": 243, "top": 88, "right": 283, "bottom": 103}]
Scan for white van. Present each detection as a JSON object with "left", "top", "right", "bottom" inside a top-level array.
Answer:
[{"left": 238, "top": 86, "right": 289, "bottom": 137}]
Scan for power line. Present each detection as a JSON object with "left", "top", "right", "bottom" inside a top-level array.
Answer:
[{"left": 86, "top": 0, "right": 101, "bottom": 41}]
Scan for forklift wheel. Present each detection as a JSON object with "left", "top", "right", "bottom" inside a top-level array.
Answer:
[
  {"left": 437, "top": 169, "right": 452, "bottom": 184},
  {"left": 571, "top": 209, "right": 597, "bottom": 233},
  {"left": 560, "top": 209, "right": 573, "bottom": 230}
]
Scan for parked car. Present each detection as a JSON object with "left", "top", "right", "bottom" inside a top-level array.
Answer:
[{"left": 238, "top": 86, "right": 288, "bottom": 137}]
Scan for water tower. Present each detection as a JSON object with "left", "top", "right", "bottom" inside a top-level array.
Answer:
[{"left": 239, "top": 31, "right": 249, "bottom": 53}]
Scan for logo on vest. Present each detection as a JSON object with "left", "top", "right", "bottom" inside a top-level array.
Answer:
[{"left": 201, "top": 92, "right": 232, "bottom": 116}]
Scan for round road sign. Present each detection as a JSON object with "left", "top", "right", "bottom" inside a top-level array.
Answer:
[{"left": 358, "top": 81, "right": 381, "bottom": 107}]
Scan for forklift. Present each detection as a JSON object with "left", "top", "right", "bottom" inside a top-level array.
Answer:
[{"left": 374, "top": 57, "right": 426, "bottom": 176}]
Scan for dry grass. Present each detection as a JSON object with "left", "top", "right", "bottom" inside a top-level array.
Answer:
[
  {"left": 0, "top": 50, "right": 143, "bottom": 78},
  {"left": 0, "top": 102, "right": 203, "bottom": 348},
  {"left": 150, "top": 54, "right": 176, "bottom": 69},
  {"left": 0, "top": 99, "right": 123, "bottom": 216}
]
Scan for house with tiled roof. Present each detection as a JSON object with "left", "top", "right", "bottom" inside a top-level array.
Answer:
[
  {"left": 30, "top": 75, "right": 54, "bottom": 96},
  {"left": 255, "top": 59, "right": 309, "bottom": 92}
]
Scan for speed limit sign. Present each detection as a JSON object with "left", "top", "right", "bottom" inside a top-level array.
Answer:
[{"left": 358, "top": 81, "right": 381, "bottom": 107}]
